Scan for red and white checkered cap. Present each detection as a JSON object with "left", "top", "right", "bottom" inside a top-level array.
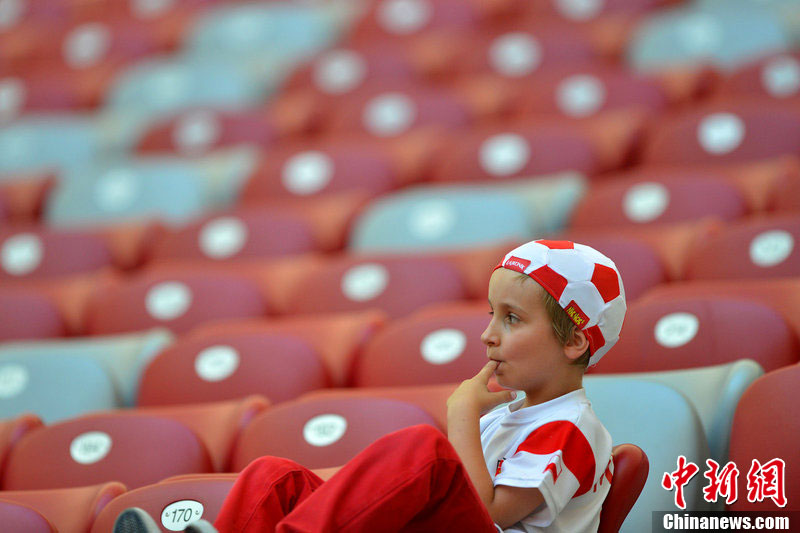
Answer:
[{"left": 494, "top": 239, "right": 626, "bottom": 366}]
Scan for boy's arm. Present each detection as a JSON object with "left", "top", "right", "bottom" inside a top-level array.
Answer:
[{"left": 447, "top": 361, "right": 545, "bottom": 529}]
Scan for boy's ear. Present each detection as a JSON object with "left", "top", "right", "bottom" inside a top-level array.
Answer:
[{"left": 563, "top": 328, "right": 590, "bottom": 361}]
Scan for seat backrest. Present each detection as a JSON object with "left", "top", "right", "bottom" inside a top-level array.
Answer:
[
  {"left": 2, "top": 413, "right": 213, "bottom": 490},
  {"left": 0, "top": 482, "right": 126, "bottom": 532},
  {"left": 91, "top": 475, "right": 237, "bottom": 533},
  {"left": 232, "top": 396, "right": 440, "bottom": 470},
  {"left": 598, "top": 444, "right": 649, "bottom": 533},
  {"left": 0, "top": 499, "right": 56, "bottom": 532},
  {"left": 593, "top": 295, "right": 798, "bottom": 373},
  {"left": 584, "top": 378, "right": 709, "bottom": 531},
  {"left": 728, "top": 364, "right": 800, "bottom": 511},
  {"left": 0, "top": 288, "right": 65, "bottom": 341},
  {"left": 353, "top": 303, "right": 489, "bottom": 387},
  {"left": 138, "top": 331, "right": 329, "bottom": 406}
]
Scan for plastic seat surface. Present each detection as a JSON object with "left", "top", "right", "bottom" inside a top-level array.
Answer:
[
  {"left": 0, "top": 287, "right": 65, "bottom": 341},
  {"left": 0, "top": 499, "right": 55, "bottom": 532},
  {"left": 593, "top": 295, "right": 798, "bottom": 374},
  {"left": 348, "top": 186, "right": 537, "bottom": 253},
  {"left": 0, "top": 227, "right": 114, "bottom": 280},
  {"left": 353, "top": 303, "right": 490, "bottom": 387},
  {"left": 715, "top": 52, "right": 800, "bottom": 101},
  {"left": 137, "top": 332, "right": 329, "bottom": 406},
  {"left": 0, "top": 482, "right": 126, "bottom": 533},
  {"left": 728, "top": 364, "right": 800, "bottom": 511},
  {"left": 627, "top": 3, "right": 792, "bottom": 72},
  {"left": 598, "top": 444, "right": 649, "bottom": 533},
  {"left": 0, "top": 352, "right": 118, "bottom": 423},
  {"left": 0, "top": 329, "right": 174, "bottom": 407},
  {"left": 2, "top": 413, "right": 213, "bottom": 490},
  {"left": 146, "top": 207, "right": 319, "bottom": 262},
  {"left": 0, "top": 115, "right": 99, "bottom": 174},
  {"left": 583, "top": 378, "right": 709, "bottom": 531},
  {"left": 84, "top": 270, "right": 269, "bottom": 335},
  {"left": 283, "top": 254, "right": 468, "bottom": 319},
  {"left": 233, "top": 396, "right": 440, "bottom": 470},
  {"left": 91, "top": 476, "right": 236, "bottom": 533},
  {"left": 684, "top": 214, "right": 800, "bottom": 281},
  {"left": 140, "top": 396, "right": 270, "bottom": 473}
]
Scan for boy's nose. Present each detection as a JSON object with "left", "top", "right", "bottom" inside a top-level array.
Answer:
[{"left": 481, "top": 323, "right": 498, "bottom": 346}]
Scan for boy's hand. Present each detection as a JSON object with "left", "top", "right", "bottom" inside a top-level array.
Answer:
[{"left": 447, "top": 361, "right": 516, "bottom": 417}]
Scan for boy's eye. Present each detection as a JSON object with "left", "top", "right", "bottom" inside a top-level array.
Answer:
[{"left": 505, "top": 313, "right": 519, "bottom": 324}]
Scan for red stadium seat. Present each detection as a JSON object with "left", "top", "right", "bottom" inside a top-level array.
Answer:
[
  {"left": 570, "top": 173, "right": 748, "bottom": 228},
  {"left": 684, "top": 214, "right": 800, "bottom": 281},
  {"left": 282, "top": 254, "right": 468, "bottom": 319},
  {"left": 83, "top": 269, "right": 270, "bottom": 335},
  {"left": 0, "top": 500, "right": 55, "bottom": 532},
  {"left": 241, "top": 141, "right": 408, "bottom": 200},
  {"left": 300, "top": 384, "right": 457, "bottom": 433},
  {"left": 0, "top": 482, "right": 126, "bottom": 532},
  {"left": 641, "top": 99, "right": 800, "bottom": 166},
  {"left": 728, "top": 364, "right": 800, "bottom": 511},
  {"left": 0, "top": 287, "right": 66, "bottom": 341},
  {"left": 353, "top": 302, "right": 489, "bottom": 387},
  {"left": 0, "top": 226, "right": 114, "bottom": 280},
  {"left": 0, "top": 173, "right": 55, "bottom": 224},
  {"left": 0, "top": 414, "right": 43, "bottom": 476},
  {"left": 2, "top": 413, "right": 212, "bottom": 490},
  {"left": 145, "top": 207, "right": 318, "bottom": 263},
  {"left": 598, "top": 444, "right": 649, "bottom": 533},
  {"left": 91, "top": 475, "right": 237, "bottom": 533},
  {"left": 590, "top": 295, "right": 799, "bottom": 374},
  {"left": 715, "top": 52, "right": 800, "bottom": 102},
  {"left": 185, "top": 310, "right": 387, "bottom": 388},
  {"left": 136, "top": 108, "right": 281, "bottom": 156},
  {"left": 232, "top": 396, "right": 440, "bottom": 470},
  {"left": 321, "top": 83, "right": 472, "bottom": 138},
  {"left": 140, "top": 397, "right": 270, "bottom": 473},
  {"left": 137, "top": 331, "right": 330, "bottom": 406}
]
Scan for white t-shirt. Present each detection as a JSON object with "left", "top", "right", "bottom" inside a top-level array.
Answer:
[{"left": 480, "top": 388, "right": 613, "bottom": 533}]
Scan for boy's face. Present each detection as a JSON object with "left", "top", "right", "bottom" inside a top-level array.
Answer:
[{"left": 482, "top": 268, "right": 569, "bottom": 392}]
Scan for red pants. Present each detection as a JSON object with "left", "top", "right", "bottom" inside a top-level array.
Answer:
[{"left": 214, "top": 424, "right": 498, "bottom": 532}]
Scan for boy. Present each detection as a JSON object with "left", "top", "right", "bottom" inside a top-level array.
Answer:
[{"left": 115, "top": 239, "right": 625, "bottom": 533}]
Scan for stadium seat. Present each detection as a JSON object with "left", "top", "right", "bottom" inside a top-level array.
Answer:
[
  {"left": 0, "top": 114, "right": 99, "bottom": 174},
  {"left": 2, "top": 413, "right": 213, "bottom": 490},
  {"left": 91, "top": 475, "right": 237, "bottom": 533},
  {"left": 569, "top": 174, "right": 748, "bottom": 228},
  {"left": 232, "top": 396, "right": 440, "bottom": 470},
  {"left": 348, "top": 185, "right": 538, "bottom": 253},
  {"left": 0, "top": 352, "right": 118, "bottom": 423},
  {"left": 322, "top": 83, "right": 472, "bottom": 138},
  {"left": 83, "top": 269, "right": 269, "bottom": 335},
  {"left": 0, "top": 287, "right": 66, "bottom": 341},
  {"left": 583, "top": 378, "right": 710, "bottom": 530},
  {"left": 241, "top": 141, "right": 411, "bottom": 200},
  {"left": 641, "top": 99, "right": 800, "bottom": 166},
  {"left": 139, "top": 397, "right": 270, "bottom": 473},
  {"left": 104, "top": 57, "right": 269, "bottom": 119},
  {"left": 627, "top": 2, "right": 792, "bottom": 72},
  {"left": 0, "top": 499, "right": 55, "bottom": 532},
  {"left": 592, "top": 295, "right": 798, "bottom": 373},
  {"left": 596, "top": 361, "right": 763, "bottom": 467},
  {"left": 0, "top": 328, "right": 174, "bottom": 407},
  {"left": 0, "top": 226, "right": 114, "bottom": 280},
  {"left": 145, "top": 207, "right": 319, "bottom": 263},
  {"left": 728, "top": 364, "right": 800, "bottom": 511},
  {"left": 135, "top": 108, "right": 282, "bottom": 156},
  {"left": 715, "top": 51, "right": 800, "bottom": 101},
  {"left": 299, "top": 384, "right": 457, "bottom": 433},
  {"left": 684, "top": 213, "right": 800, "bottom": 281},
  {"left": 137, "top": 331, "right": 329, "bottom": 406},
  {"left": 598, "top": 444, "right": 649, "bottom": 533},
  {"left": 0, "top": 482, "right": 126, "bottom": 532},
  {"left": 185, "top": 310, "right": 387, "bottom": 388},
  {"left": 282, "top": 254, "right": 468, "bottom": 319},
  {"left": 352, "top": 302, "right": 489, "bottom": 387},
  {"left": 0, "top": 414, "right": 42, "bottom": 476}
]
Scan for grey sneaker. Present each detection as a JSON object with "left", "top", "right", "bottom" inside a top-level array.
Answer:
[
  {"left": 113, "top": 507, "right": 161, "bottom": 533},
  {"left": 184, "top": 519, "right": 219, "bottom": 532}
]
